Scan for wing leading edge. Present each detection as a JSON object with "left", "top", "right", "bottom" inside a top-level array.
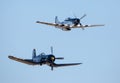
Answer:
[
  {"left": 8, "top": 56, "right": 38, "bottom": 65},
  {"left": 36, "top": 21, "right": 57, "bottom": 27}
]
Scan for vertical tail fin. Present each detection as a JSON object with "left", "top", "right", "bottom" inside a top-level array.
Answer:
[
  {"left": 32, "top": 49, "right": 36, "bottom": 59},
  {"left": 55, "top": 16, "right": 60, "bottom": 24}
]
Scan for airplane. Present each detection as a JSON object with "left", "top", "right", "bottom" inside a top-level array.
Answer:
[
  {"left": 36, "top": 14, "right": 104, "bottom": 31},
  {"left": 8, "top": 47, "right": 82, "bottom": 70}
]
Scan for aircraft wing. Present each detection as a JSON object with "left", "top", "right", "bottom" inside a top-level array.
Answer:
[
  {"left": 8, "top": 56, "right": 38, "bottom": 65},
  {"left": 73, "top": 24, "right": 105, "bottom": 28},
  {"left": 36, "top": 21, "right": 104, "bottom": 30},
  {"left": 52, "top": 63, "right": 82, "bottom": 67},
  {"left": 36, "top": 21, "right": 57, "bottom": 27},
  {"left": 36, "top": 21, "right": 68, "bottom": 28}
]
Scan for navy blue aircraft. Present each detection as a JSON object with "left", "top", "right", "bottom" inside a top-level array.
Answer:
[
  {"left": 8, "top": 47, "right": 82, "bottom": 70},
  {"left": 36, "top": 14, "right": 104, "bottom": 31}
]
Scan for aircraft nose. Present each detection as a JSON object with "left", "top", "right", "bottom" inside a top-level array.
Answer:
[
  {"left": 48, "top": 55, "right": 55, "bottom": 62},
  {"left": 76, "top": 19, "right": 80, "bottom": 23},
  {"left": 74, "top": 19, "right": 80, "bottom": 25},
  {"left": 51, "top": 56, "right": 55, "bottom": 61}
]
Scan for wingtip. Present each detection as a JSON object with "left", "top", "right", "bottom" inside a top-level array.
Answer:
[
  {"left": 100, "top": 24, "right": 105, "bottom": 26},
  {"left": 99, "top": 24, "right": 105, "bottom": 26},
  {"left": 36, "top": 21, "right": 40, "bottom": 23},
  {"left": 8, "top": 55, "right": 13, "bottom": 59},
  {"left": 80, "top": 63, "right": 83, "bottom": 64},
  {"left": 78, "top": 63, "right": 83, "bottom": 65}
]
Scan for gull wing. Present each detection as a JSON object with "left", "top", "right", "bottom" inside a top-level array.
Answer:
[
  {"left": 52, "top": 63, "right": 82, "bottom": 67},
  {"left": 36, "top": 21, "right": 57, "bottom": 27},
  {"left": 8, "top": 56, "right": 38, "bottom": 65}
]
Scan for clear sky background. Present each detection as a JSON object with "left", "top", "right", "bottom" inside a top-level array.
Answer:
[{"left": 1, "top": 0, "right": 120, "bottom": 83}]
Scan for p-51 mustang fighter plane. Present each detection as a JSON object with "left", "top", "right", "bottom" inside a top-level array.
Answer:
[
  {"left": 36, "top": 14, "right": 104, "bottom": 31},
  {"left": 8, "top": 47, "right": 82, "bottom": 70}
]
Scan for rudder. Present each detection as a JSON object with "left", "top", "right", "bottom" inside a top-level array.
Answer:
[
  {"left": 55, "top": 16, "right": 60, "bottom": 24},
  {"left": 32, "top": 49, "right": 36, "bottom": 59}
]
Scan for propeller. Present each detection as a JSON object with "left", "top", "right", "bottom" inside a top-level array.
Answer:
[
  {"left": 51, "top": 46, "right": 53, "bottom": 54},
  {"left": 72, "top": 14, "right": 87, "bottom": 26},
  {"left": 50, "top": 46, "right": 64, "bottom": 60},
  {"left": 73, "top": 13, "right": 86, "bottom": 19},
  {"left": 55, "top": 57, "right": 64, "bottom": 59},
  {"left": 73, "top": 13, "right": 77, "bottom": 18},
  {"left": 80, "top": 14, "right": 87, "bottom": 20}
]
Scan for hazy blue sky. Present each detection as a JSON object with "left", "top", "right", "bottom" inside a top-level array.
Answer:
[{"left": 1, "top": 0, "right": 120, "bottom": 83}]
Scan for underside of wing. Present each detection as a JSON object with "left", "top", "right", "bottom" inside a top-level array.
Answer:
[
  {"left": 8, "top": 56, "right": 38, "bottom": 65},
  {"left": 83, "top": 24, "right": 105, "bottom": 28},
  {"left": 52, "top": 63, "right": 82, "bottom": 67},
  {"left": 72, "top": 24, "right": 105, "bottom": 28},
  {"left": 36, "top": 21, "right": 57, "bottom": 26}
]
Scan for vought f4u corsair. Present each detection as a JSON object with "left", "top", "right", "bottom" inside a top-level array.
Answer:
[
  {"left": 8, "top": 47, "right": 82, "bottom": 70},
  {"left": 36, "top": 14, "right": 104, "bottom": 31}
]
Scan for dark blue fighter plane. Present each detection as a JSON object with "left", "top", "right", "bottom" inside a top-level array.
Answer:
[
  {"left": 8, "top": 47, "right": 82, "bottom": 70},
  {"left": 36, "top": 14, "right": 104, "bottom": 31}
]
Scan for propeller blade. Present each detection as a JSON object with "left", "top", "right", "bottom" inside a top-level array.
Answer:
[
  {"left": 55, "top": 57, "right": 64, "bottom": 59},
  {"left": 73, "top": 13, "right": 77, "bottom": 18},
  {"left": 51, "top": 46, "right": 53, "bottom": 54},
  {"left": 80, "top": 14, "right": 86, "bottom": 20},
  {"left": 51, "top": 66, "right": 53, "bottom": 71}
]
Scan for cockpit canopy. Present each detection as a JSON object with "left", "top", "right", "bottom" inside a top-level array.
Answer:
[
  {"left": 40, "top": 52, "right": 45, "bottom": 56},
  {"left": 65, "top": 17, "right": 71, "bottom": 21}
]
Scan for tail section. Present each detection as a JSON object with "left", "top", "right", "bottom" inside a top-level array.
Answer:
[
  {"left": 55, "top": 16, "right": 60, "bottom": 24},
  {"left": 32, "top": 49, "right": 36, "bottom": 59}
]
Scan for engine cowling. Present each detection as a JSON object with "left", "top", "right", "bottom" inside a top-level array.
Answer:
[
  {"left": 48, "top": 55, "right": 55, "bottom": 62},
  {"left": 74, "top": 19, "right": 80, "bottom": 26}
]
